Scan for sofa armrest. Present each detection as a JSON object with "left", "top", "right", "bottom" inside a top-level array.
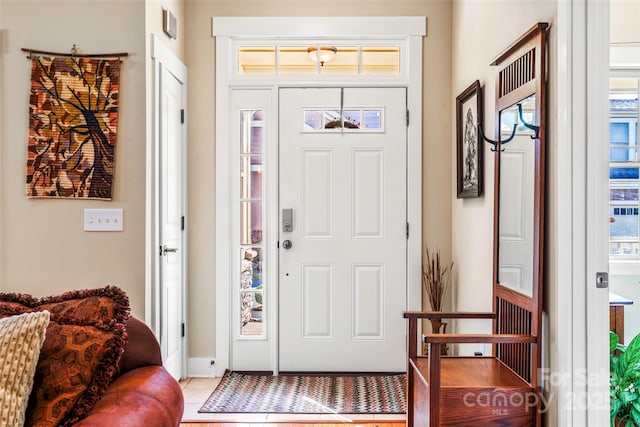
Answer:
[
  {"left": 117, "top": 317, "right": 163, "bottom": 375},
  {"left": 73, "top": 366, "right": 184, "bottom": 427}
]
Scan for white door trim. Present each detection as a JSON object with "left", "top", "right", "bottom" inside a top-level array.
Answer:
[
  {"left": 149, "top": 34, "right": 188, "bottom": 378},
  {"left": 556, "top": 1, "right": 610, "bottom": 424},
  {"left": 214, "top": 17, "right": 425, "bottom": 375},
  {"left": 212, "top": 16, "right": 427, "bottom": 38}
]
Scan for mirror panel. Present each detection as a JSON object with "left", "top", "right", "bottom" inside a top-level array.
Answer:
[{"left": 498, "top": 95, "right": 536, "bottom": 296}]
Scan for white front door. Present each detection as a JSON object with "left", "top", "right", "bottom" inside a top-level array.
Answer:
[
  {"left": 158, "top": 60, "right": 185, "bottom": 380},
  {"left": 278, "top": 87, "right": 407, "bottom": 372}
]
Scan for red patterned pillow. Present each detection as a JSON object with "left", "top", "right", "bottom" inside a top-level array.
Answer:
[{"left": 0, "top": 286, "right": 130, "bottom": 427}]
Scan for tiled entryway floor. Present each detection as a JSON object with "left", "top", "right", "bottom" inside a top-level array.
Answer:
[{"left": 179, "top": 377, "right": 406, "bottom": 424}]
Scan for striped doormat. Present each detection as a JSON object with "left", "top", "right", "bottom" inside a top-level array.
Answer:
[{"left": 198, "top": 370, "right": 406, "bottom": 414}]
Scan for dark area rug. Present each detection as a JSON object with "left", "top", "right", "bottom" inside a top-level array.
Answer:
[{"left": 199, "top": 370, "right": 406, "bottom": 414}]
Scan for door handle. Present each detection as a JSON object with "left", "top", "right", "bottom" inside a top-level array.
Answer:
[
  {"left": 163, "top": 245, "right": 178, "bottom": 255},
  {"left": 282, "top": 240, "right": 293, "bottom": 250}
]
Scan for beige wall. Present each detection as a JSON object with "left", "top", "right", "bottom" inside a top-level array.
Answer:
[
  {"left": 147, "top": 0, "right": 186, "bottom": 61},
  {"left": 184, "top": 1, "right": 454, "bottom": 358},
  {"left": 450, "top": 0, "right": 557, "bottom": 421},
  {"left": 0, "top": 1, "right": 147, "bottom": 317},
  {"left": 0, "top": 0, "right": 187, "bottom": 319},
  {"left": 610, "top": 0, "right": 640, "bottom": 44}
]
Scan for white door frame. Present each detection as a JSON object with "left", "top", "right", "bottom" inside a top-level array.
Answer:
[
  {"left": 148, "top": 34, "right": 188, "bottom": 378},
  {"left": 556, "top": 1, "right": 610, "bottom": 424},
  {"left": 213, "top": 17, "right": 426, "bottom": 375}
]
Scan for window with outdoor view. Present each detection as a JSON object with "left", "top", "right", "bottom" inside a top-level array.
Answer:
[
  {"left": 240, "top": 110, "right": 265, "bottom": 336},
  {"left": 610, "top": 78, "right": 640, "bottom": 257}
]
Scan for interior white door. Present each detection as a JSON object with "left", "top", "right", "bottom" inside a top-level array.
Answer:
[
  {"left": 279, "top": 87, "right": 407, "bottom": 372},
  {"left": 159, "top": 64, "right": 185, "bottom": 380}
]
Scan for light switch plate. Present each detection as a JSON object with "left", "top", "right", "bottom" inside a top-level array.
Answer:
[{"left": 84, "top": 208, "right": 123, "bottom": 232}]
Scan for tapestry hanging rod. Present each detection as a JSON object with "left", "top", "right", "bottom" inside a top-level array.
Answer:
[{"left": 21, "top": 44, "right": 129, "bottom": 59}]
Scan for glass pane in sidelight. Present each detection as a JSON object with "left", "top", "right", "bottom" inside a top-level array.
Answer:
[
  {"left": 321, "top": 46, "right": 358, "bottom": 75},
  {"left": 240, "top": 291, "right": 264, "bottom": 336},
  {"left": 240, "top": 110, "right": 264, "bottom": 154},
  {"left": 238, "top": 47, "right": 276, "bottom": 75},
  {"left": 279, "top": 46, "right": 317, "bottom": 75},
  {"left": 240, "top": 156, "right": 263, "bottom": 200},
  {"left": 241, "top": 247, "right": 263, "bottom": 289},
  {"left": 362, "top": 46, "right": 400, "bottom": 75},
  {"left": 241, "top": 202, "right": 262, "bottom": 245}
]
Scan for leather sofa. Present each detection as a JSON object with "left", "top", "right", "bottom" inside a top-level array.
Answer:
[{"left": 73, "top": 317, "right": 184, "bottom": 427}]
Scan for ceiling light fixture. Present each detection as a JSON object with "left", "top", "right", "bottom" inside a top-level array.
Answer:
[{"left": 307, "top": 46, "right": 337, "bottom": 66}]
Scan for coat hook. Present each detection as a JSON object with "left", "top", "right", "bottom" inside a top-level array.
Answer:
[
  {"left": 517, "top": 103, "right": 539, "bottom": 139},
  {"left": 478, "top": 122, "right": 516, "bottom": 152}
]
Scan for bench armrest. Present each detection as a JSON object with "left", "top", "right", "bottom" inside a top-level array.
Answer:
[
  {"left": 423, "top": 333, "right": 537, "bottom": 344},
  {"left": 403, "top": 311, "right": 496, "bottom": 320}
]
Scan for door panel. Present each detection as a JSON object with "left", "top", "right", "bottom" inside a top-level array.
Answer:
[
  {"left": 353, "top": 149, "right": 384, "bottom": 238},
  {"left": 302, "top": 264, "right": 333, "bottom": 338},
  {"left": 159, "top": 65, "right": 184, "bottom": 379},
  {"left": 279, "top": 87, "right": 407, "bottom": 372},
  {"left": 303, "top": 150, "right": 333, "bottom": 238}
]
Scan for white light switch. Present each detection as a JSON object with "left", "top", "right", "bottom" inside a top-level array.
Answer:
[{"left": 83, "top": 209, "right": 124, "bottom": 232}]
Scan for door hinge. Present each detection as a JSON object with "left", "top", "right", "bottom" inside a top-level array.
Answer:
[
  {"left": 406, "top": 110, "right": 409, "bottom": 126},
  {"left": 180, "top": 109, "right": 185, "bottom": 124},
  {"left": 406, "top": 222, "right": 409, "bottom": 238},
  {"left": 181, "top": 216, "right": 185, "bottom": 231},
  {"left": 181, "top": 323, "right": 185, "bottom": 338}
]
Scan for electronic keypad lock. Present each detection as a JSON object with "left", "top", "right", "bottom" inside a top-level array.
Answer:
[{"left": 282, "top": 208, "right": 293, "bottom": 232}]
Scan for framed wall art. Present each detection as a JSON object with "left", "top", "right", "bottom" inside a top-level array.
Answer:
[{"left": 456, "top": 80, "right": 483, "bottom": 198}]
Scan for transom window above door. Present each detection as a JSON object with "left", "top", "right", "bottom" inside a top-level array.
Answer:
[{"left": 237, "top": 45, "right": 400, "bottom": 76}]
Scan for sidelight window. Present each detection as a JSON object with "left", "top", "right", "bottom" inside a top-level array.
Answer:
[{"left": 240, "top": 110, "right": 265, "bottom": 336}]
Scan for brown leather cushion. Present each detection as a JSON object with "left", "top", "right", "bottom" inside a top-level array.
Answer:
[{"left": 0, "top": 286, "right": 130, "bottom": 427}]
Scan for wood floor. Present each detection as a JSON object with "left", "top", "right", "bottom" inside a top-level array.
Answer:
[{"left": 181, "top": 423, "right": 405, "bottom": 426}]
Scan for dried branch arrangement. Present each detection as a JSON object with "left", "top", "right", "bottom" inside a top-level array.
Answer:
[{"left": 422, "top": 247, "right": 454, "bottom": 311}]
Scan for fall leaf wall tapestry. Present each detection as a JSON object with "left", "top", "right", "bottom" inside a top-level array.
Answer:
[{"left": 26, "top": 55, "right": 120, "bottom": 199}]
